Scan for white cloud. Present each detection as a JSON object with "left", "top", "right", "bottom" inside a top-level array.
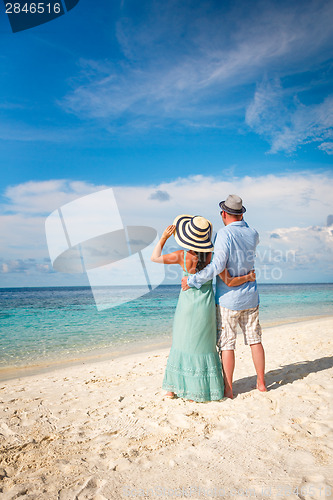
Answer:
[
  {"left": 252, "top": 222, "right": 333, "bottom": 282},
  {"left": 1, "top": 173, "right": 333, "bottom": 285},
  {"left": 260, "top": 225, "right": 333, "bottom": 270},
  {"left": 0, "top": 258, "right": 52, "bottom": 274},
  {"left": 318, "top": 142, "right": 333, "bottom": 154},
  {"left": 246, "top": 80, "right": 333, "bottom": 154},
  {"left": 114, "top": 173, "right": 333, "bottom": 234},
  {"left": 0, "top": 180, "right": 109, "bottom": 266},
  {"left": 3, "top": 179, "right": 108, "bottom": 215},
  {"left": 61, "top": 0, "right": 333, "bottom": 130}
]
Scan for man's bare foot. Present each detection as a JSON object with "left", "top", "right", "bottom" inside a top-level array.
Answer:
[
  {"left": 224, "top": 389, "right": 233, "bottom": 399},
  {"left": 256, "top": 382, "right": 267, "bottom": 392}
]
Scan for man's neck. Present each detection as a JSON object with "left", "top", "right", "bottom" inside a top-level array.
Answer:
[{"left": 225, "top": 216, "right": 243, "bottom": 226}]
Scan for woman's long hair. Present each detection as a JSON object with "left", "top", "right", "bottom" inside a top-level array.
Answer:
[{"left": 194, "top": 251, "right": 211, "bottom": 272}]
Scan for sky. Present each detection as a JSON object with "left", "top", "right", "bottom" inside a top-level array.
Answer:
[{"left": 0, "top": 0, "right": 332, "bottom": 286}]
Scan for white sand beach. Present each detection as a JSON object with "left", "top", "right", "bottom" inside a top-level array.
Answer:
[{"left": 0, "top": 316, "right": 332, "bottom": 500}]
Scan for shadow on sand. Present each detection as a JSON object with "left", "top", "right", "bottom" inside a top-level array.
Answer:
[{"left": 232, "top": 356, "right": 333, "bottom": 396}]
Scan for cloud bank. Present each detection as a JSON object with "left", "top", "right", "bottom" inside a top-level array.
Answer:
[{"left": 0, "top": 172, "right": 332, "bottom": 284}]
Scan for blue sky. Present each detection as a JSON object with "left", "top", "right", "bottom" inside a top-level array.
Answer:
[{"left": 0, "top": 0, "right": 332, "bottom": 286}]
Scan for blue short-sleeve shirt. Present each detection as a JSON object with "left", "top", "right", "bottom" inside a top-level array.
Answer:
[{"left": 187, "top": 220, "right": 260, "bottom": 310}]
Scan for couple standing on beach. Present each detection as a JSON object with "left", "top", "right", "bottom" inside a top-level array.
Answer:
[{"left": 151, "top": 194, "right": 267, "bottom": 402}]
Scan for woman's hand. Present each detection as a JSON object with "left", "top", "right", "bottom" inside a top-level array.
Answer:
[
  {"left": 220, "top": 268, "right": 256, "bottom": 287},
  {"left": 162, "top": 225, "right": 175, "bottom": 240},
  {"left": 248, "top": 270, "right": 256, "bottom": 282},
  {"left": 151, "top": 225, "right": 176, "bottom": 263}
]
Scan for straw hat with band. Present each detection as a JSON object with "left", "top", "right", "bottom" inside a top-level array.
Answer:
[{"left": 173, "top": 215, "right": 214, "bottom": 252}]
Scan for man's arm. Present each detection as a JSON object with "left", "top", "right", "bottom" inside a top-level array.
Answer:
[{"left": 182, "top": 231, "right": 229, "bottom": 290}]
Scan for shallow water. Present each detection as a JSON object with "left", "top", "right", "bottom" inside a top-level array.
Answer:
[{"left": 0, "top": 283, "right": 332, "bottom": 369}]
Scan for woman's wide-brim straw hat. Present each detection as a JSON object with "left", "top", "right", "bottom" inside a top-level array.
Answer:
[{"left": 173, "top": 215, "right": 214, "bottom": 252}]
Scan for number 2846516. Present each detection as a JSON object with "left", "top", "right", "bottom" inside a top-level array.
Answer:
[{"left": 5, "top": 3, "right": 61, "bottom": 14}]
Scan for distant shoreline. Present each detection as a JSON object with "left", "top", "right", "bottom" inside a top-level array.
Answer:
[{"left": 1, "top": 282, "right": 333, "bottom": 290}]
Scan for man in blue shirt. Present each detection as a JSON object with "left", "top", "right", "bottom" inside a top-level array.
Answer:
[{"left": 181, "top": 195, "right": 267, "bottom": 399}]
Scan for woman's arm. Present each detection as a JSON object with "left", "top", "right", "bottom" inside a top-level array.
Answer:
[
  {"left": 150, "top": 225, "right": 181, "bottom": 264},
  {"left": 219, "top": 269, "right": 256, "bottom": 287}
]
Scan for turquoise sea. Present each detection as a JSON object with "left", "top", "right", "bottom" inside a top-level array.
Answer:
[{"left": 0, "top": 284, "right": 332, "bottom": 373}]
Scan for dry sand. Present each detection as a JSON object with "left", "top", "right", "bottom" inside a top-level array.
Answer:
[{"left": 0, "top": 317, "right": 332, "bottom": 500}]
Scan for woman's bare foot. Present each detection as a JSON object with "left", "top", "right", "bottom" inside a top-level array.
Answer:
[
  {"left": 165, "top": 391, "right": 175, "bottom": 398},
  {"left": 256, "top": 381, "right": 267, "bottom": 392}
]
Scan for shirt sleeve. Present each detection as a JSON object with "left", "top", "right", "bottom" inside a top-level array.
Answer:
[{"left": 187, "top": 230, "right": 229, "bottom": 289}]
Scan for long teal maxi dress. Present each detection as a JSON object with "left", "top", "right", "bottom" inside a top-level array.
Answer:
[{"left": 162, "top": 251, "right": 224, "bottom": 402}]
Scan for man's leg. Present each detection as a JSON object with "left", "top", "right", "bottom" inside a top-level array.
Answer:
[
  {"left": 221, "top": 350, "right": 235, "bottom": 399},
  {"left": 216, "top": 305, "right": 238, "bottom": 399},
  {"left": 250, "top": 343, "right": 267, "bottom": 392},
  {"left": 239, "top": 306, "right": 267, "bottom": 392}
]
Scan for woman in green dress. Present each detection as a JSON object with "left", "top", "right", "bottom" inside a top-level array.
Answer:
[{"left": 151, "top": 215, "right": 255, "bottom": 402}]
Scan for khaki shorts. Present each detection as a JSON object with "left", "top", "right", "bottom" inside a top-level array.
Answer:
[{"left": 216, "top": 305, "right": 262, "bottom": 351}]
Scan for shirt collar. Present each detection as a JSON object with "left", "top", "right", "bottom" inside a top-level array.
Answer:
[{"left": 228, "top": 220, "right": 247, "bottom": 227}]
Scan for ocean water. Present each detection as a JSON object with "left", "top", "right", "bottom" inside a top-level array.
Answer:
[{"left": 0, "top": 284, "right": 332, "bottom": 371}]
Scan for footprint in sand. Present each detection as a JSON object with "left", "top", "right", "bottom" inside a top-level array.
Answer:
[
  {"left": 106, "top": 415, "right": 148, "bottom": 439},
  {"left": 0, "top": 422, "right": 15, "bottom": 438},
  {"left": 299, "top": 476, "right": 332, "bottom": 500},
  {"left": 165, "top": 412, "right": 191, "bottom": 430},
  {"left": 307, "top": 421, "right": 332, "bottom": 437},
  {"left": 59, "top": 476, "right": 107, "bottom": 500}
]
